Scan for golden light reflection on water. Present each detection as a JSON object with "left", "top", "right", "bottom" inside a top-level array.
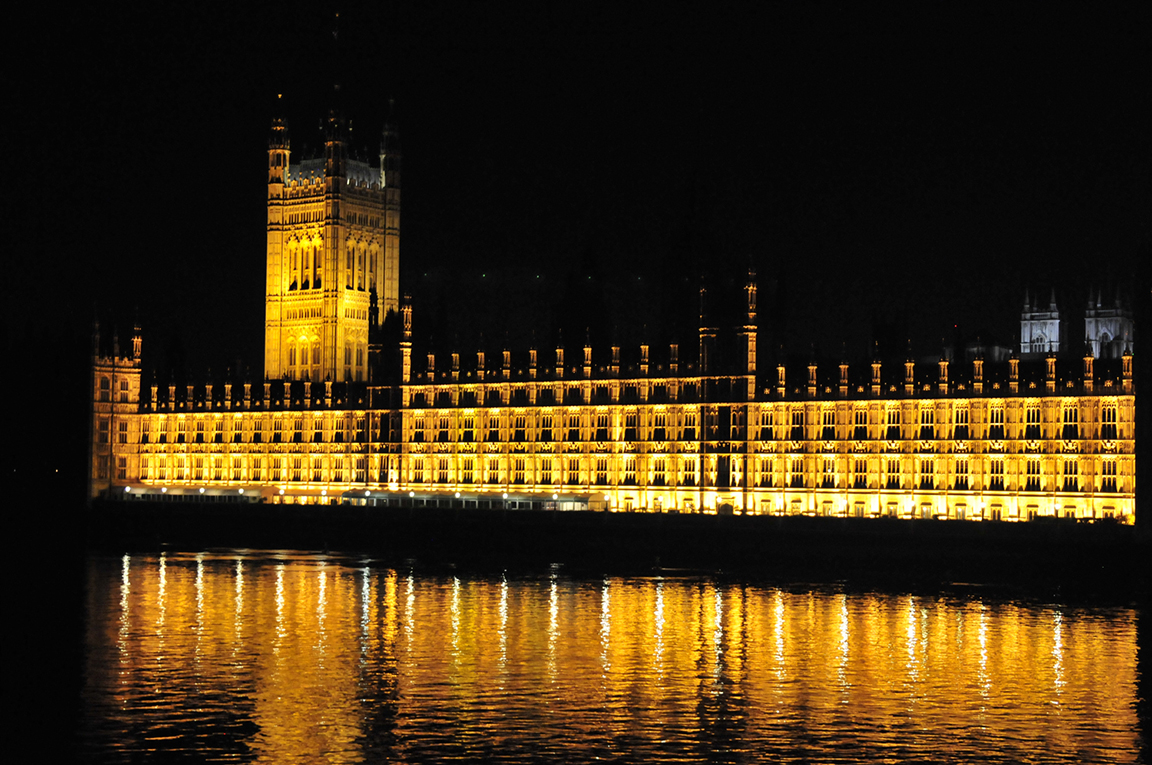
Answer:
[{"left": 84, "top": 554, "right": 1144, "bottom": 763}]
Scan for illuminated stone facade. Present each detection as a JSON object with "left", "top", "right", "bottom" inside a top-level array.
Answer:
[
  {"left": 263, "top": 106, "right": 400, "bottom": 383},
  {"left": 88, "top": 110, "right": 1138, "bottom": 523}
]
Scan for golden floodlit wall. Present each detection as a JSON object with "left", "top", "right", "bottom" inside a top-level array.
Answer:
[
  {"left": 88, "top": 108, "right": 1136, "bottom": 523},
  {"left": 92, "top": 349, "right": 1136, "bottom": 523}
]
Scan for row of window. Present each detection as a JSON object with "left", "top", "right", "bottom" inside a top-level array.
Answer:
[
  {"left": 140, "top": 455, "right": 371, "bottom": 484},
  {"left": 134, "top": 415, "right": 367, "bottom": 444},
  {"left": 97, "top": 377, "right": 131, "bottom": 403},
  {"left": 129, "top": 451, "right": 1124, "bottom": 495}
]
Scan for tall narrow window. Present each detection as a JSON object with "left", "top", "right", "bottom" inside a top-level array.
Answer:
[
  {"left": 1100, "top": 404, "right": 1118, "bottom": 439},
  {"left": 954, "top": 407, "right": 969, "bottom": 440},
  {"left": 886, "top": 458, "right": 900, "bottom": 489},
  {"left": 1101, "top": 460, "right": 1117, "bottom": 492},
  {"left": 1025, "top": 459, "right": 1042, "bottom": 491},
  {"left": 886, "top": 408, "right": 901, "bottom": 440},
  {"left": 791, "top": 409, "right": 805, "bottom": 440},
  {"left": 988, "top": 406, "right": 1004, "bottom": 439},
  {"left": 988, "top": 458, "right": 1004, "bottom": 491},
  {"left": 682, "top": 458, "right": 697, "bottom": 486},
  {"left": 919, "top": 407, "right": 935, "bottom": 440},
  {"left": 1062, "top": 406, "right": 1079, "bottom": 439},
  {"left": 1062, "top": 459, "right": 1079, "bottom": 492},
  {"left": 1025, "top": 405, "right": 1041, "bottom": 439},
  {"left": 918, "top": 458, "right": 935, "bottom": 490},
  {"left": 760, "top": 410, "right": 775, "bottom": 440},
  {"left": 954, "top": 459, "right": 969, "bottom": 490},
  {"left": 790, "top": 457, "right": 805, "bottom": 488}
]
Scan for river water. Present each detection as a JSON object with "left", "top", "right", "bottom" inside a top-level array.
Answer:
[{"left": 80, "top": 551, "right": 1145, "bottom": 763}]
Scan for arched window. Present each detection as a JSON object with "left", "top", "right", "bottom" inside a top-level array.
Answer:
[{"left": 99, "top": 376, "right": 110, "bottom": 402}]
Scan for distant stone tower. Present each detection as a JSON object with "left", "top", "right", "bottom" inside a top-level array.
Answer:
[
  {"left": 89, "top": 322, "right": 142, "bottom": 500},
  {"left": 263, "top": 99, "right": 401, "bottom": 382},
  {"left": 1084, "top": 288, "right": 1135, "bottom": 359},
  {"left": 1020, "top": 288, "right": 1063, "bottom": 359}
]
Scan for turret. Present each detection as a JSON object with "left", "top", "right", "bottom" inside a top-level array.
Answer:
[
  {"left": 698, "top": 284, "right": 716, "bottom": 374},
  {"left": 1083, "top": 338, "right": 1095, "bottom": 393},
  {"left": 323, "top": 109, "right": 347, "bottom": 180},
  {"left": 379, "top": 101, "right": 402, "bottom": 317},
  {"left": 399, "top": 297, "right": 412, "bottom": 384},
  {"left": 870, "top": 345, "right": 882, "bottom": 397},
  {"left": 741, "top": 268, "right": 758, "bottom": 400},
  {"left": 380, "top": 103, "right": 401, "bottom": 190},
  {"left": 582, "top": 333, "right": 592, "bottom": 379},
  {"left": 268, "top": 101, "right": 290, "bottom": 185},
  {"left": 904, "top": 342, "right": 915, "bottom": 396}
]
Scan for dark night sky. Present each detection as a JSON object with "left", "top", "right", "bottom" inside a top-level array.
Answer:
[{"left": 8, "top": 2, "right": 1149, "bottom": 405}]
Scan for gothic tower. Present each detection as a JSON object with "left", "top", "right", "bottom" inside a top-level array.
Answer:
[{"left": 264, "top": 99, "right": 401, "bottom": 382}]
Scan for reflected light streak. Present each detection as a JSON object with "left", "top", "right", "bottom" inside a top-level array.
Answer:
[
  {"left": 600, "top": 579, "right": 611, "bottom": 676},
  {"left": 773, "top": 589, "right": 785, "bottom": 679},
  {"left": 1053, "top": 610, "right": 1065, "bottom": 696},
  {"left": 118, "top": 554, "right": 130, "bottom": 663},
  {"left": 451, "top": 576, "right": 461, "bottom": 660},
  {"left": 906, "top": 596, "right": 919, "bottom": 685},
  {"left": 653, "top": 579, "right": 665, "bottom": 674},
  {"left": 360, "top": 566, "right": 371, "bottom": 665},
  {"left": 838, "top": 593, "right": 849, "bottom": 700},
  {"left": 404, "top": 573, "right": 414, "bottom": 648},
  {"left": 713, "top": 585, "right": 723, "bottom": 681},
  {"left": 274, "top": 564, "right": 285, "bottom": 653},
  {"left": 317, "top": 565, "right": 328, "bottom": 659},
  {"left": 195, "top": 555, "right": 204, "bottom": 618},
  {"left": 195, "top": 555, "right": 205, "bottom": 666},
  {"left": 234, "top": 559, "right": 244, "bottom": 623},
  {"left": 499, "top": 574, "right": 508, "bottom": 670},
  {"left": 548, "top": 572, "right": 558, "bottom": 679},
  {"left": 156, "top": 553, "right": 166, "bottom": 628},
  {"left": 978, "top": 603, "right": 989, "bottom": 704}
]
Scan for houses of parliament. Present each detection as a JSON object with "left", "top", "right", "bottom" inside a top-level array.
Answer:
[{"left": 89, "top": 106, "right": 1138, "bottom": 524}]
